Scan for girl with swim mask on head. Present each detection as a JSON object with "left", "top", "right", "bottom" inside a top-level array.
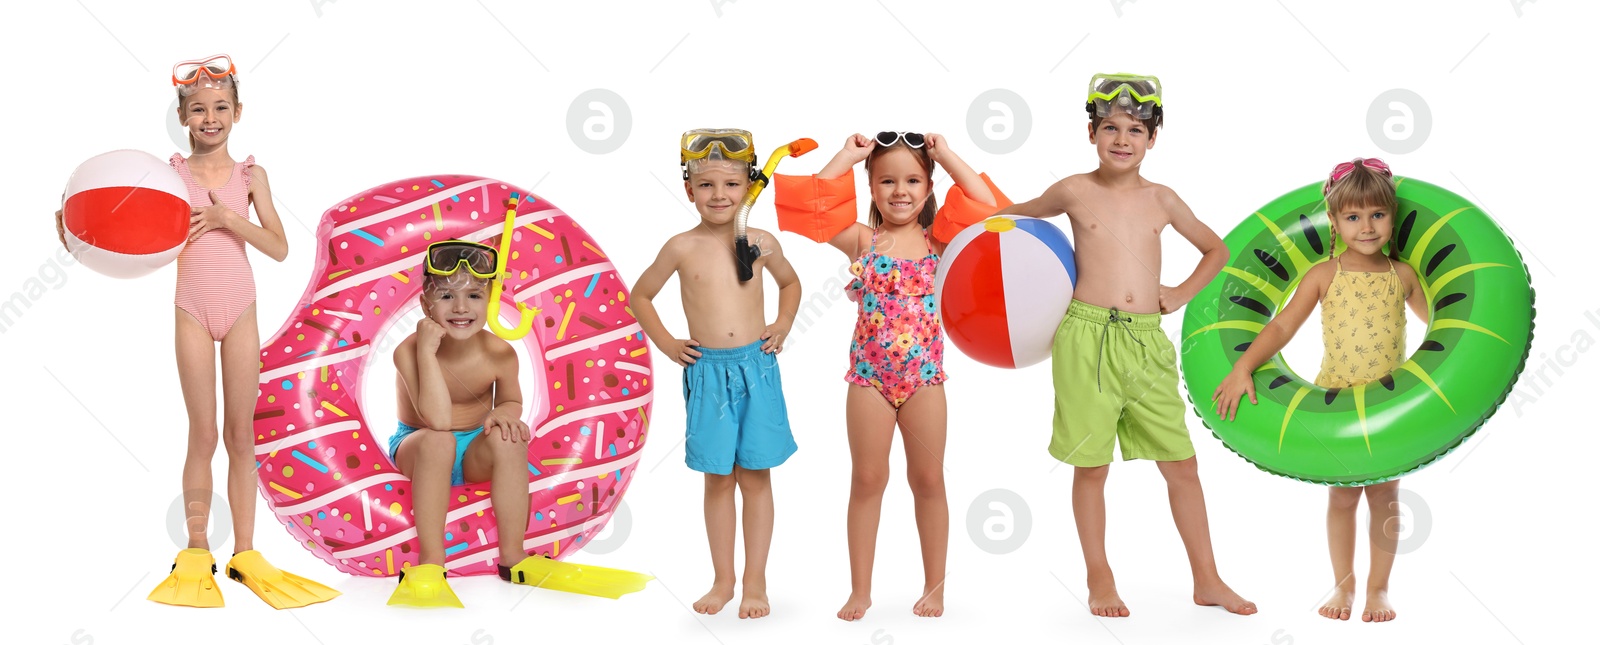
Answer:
[{"left": 133, "top": 54, "right": 333, "bottom": 609}]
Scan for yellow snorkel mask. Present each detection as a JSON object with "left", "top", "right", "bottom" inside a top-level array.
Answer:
[
  {"left": 681, "top": 129, "right": 758, "bottom": 181},
  {"left": 1086, "top": 73, "right": 1163, "bottom": 123},
  {"left": 681, "top": 129, "right": 818, "bottom": 282},
  {"left": 426, "top": 198, "right": 538, "bottom": 341}
]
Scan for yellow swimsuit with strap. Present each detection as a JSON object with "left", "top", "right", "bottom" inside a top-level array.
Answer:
[{"left": 1315, "top": 256, "right": 1408, "bottom": 389}]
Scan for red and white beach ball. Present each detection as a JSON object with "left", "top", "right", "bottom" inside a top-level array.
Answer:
[
  {"left": 61, "top": 150, "right": 189, "bottom": 278},
  {"left": 935, "top": 215, "right": 1077, "bottom": 369}
]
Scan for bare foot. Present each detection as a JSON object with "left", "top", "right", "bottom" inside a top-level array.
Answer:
[
  {"left": 1362, "top": 588, "right": 1396, "bottom": 623},
  {"left": 738, "top": 587, "right": 770, "bottom": 619},
  {"left": 912, "top": 583, "right": 944, "bottom": 618},
  {"left": 837, "top": 592, "right": 872, "bottom": 621},
  {"left": 1194, "top": 578, "right": 1257, "bottom": 615},
  {"left": 1318, "top": 586, "right": 1355, "bottom": 620},
  {"left": 693, "top": 582, "right": 735, "bottom": 615},
  {"left": 1087, "top": 576, "right": 1130, "bottom": 618}
]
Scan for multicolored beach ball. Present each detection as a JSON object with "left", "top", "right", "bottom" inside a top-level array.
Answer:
[{"left": 934, "top": 215, "right": 1076, "bottom": 368}]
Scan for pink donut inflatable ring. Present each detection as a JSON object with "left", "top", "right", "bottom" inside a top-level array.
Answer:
[{"left": 252, "top": 175, "right": 653, "bottom": 577}]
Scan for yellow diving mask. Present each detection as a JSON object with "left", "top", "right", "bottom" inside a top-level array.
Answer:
[
  {"left": 681, "top": 128, "right": 758, "bottom": 180},
  {"left": 425, "top": 240, "right": 499, "bottom": 279},
  {"left": 1086, "top": 73, "right": 1163, "bottom": 121}
]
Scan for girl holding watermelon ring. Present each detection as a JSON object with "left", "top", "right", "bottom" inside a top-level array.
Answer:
[{"left": 1213, "top": 158, "right": 1426, "bottom": 623}]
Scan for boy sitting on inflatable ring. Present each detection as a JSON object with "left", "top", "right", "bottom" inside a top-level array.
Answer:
[{"left": 385, "top": 240, "right": 532, "bottom": 607}]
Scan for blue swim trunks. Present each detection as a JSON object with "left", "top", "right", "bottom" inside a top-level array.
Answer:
[
  {"left": 681, "top": 340, "right": 797, "bottom": 475},
  {"left": 388, "top": 421, "right": 485, "bottom": 486}
]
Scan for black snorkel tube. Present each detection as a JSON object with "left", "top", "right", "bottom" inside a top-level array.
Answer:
[{"left": 734, "top": 138, "right": 818, "bottom": 281}]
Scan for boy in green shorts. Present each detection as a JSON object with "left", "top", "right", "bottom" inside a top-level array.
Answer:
[{"left": 1007, "top": 73, "right": 1255, "bottom": 617}]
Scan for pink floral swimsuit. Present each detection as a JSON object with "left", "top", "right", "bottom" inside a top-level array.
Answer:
[{"left": 845, "top": 228, "right": 946, "bottom": 408}]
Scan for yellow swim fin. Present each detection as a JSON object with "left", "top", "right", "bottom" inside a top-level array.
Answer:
[
  {"left": 224, "top": 550, "right": 341, "bottom": 609},
  {"left": 387, "top": 564, "right": 464, "bottom": 608},
  {"left": 498, "top": 556, "right": 653, "bottom": 599},
  {"left": 147, "top": 548, "right": 224, "bottom": 608}
]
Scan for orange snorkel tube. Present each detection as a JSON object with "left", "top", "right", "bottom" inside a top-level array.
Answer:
[
  {"left": 736, "top": 138, "right": 818, "bottom": 281},
  {"left": 486, "top": 195, "right": 536, "bottom": 340}
]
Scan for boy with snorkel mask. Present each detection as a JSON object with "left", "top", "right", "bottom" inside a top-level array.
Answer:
[
  {"left": 632, "top": 129, "right": 804, "bottom": 618},
  {"left": 1006, "top": 74, "right": 1255, "bottom": 618},
  {"left": 386, "top": 240, "right": 531, "bottom": 607},
  {"left": 389, "top": 240, "right": 650, "bottom": 607}
]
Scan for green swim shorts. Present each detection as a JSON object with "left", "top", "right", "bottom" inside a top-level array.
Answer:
[{"left": 1049, "top": 300, "right": 1194, "bottom": 467}]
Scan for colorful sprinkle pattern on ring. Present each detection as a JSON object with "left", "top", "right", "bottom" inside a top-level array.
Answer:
[{"left": 253, "top": 176, "right": 652, "bottom": 577}]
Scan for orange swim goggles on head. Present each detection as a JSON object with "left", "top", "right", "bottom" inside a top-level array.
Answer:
[
  {"left": 172, "top": 54, "right": 236, "bottom": 86},
  {"left": 425, "top": 240, "right": 499, "bottom": 279}
]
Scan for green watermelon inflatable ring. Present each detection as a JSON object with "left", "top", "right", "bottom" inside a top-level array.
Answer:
[{"left": 1180, "top": 178, "right": 1535, "bottom": 486}]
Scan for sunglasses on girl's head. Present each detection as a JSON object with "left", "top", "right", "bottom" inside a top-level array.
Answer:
[
  {"left": 172, "top": 54, "right": 236, "bottom": 86},
  {"left": 874, "top": 131, "right": 925, "bottom": 149},
  {"left": 425, "top": 241, "right": 499, "bottom": 279}
]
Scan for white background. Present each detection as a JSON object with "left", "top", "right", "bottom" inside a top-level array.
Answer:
[{"left": 3, "top": 1, "right": 1594, "bottom": 644}]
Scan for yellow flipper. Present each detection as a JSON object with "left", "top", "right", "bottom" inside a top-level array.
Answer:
[
  {"left": 387, "top": 564, "right": 463, "bottom": 609},
  {"left": 225, "top": 550, "right": 341, "bottom": 609},
  {"left": 499, "top": 556, "right": 652, "bottom": 599},
  {"left": 147, "top": 548, "right": 224, "bottom": 608}
]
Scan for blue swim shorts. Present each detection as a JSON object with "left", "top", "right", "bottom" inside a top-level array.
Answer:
[
  {"left": 681, "top": 340, "right": 797, "bottom": 475},
  {"left": 388, "top": 421, "right": 485, "bottom": 486}
]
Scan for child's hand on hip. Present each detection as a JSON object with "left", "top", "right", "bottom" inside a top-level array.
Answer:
[
  {"left": 1158, "top": 284, "right": 1190, "bottom": 314},
  {"left": 664, "top": 338, "right": 702, "bottom": 367},
  {"left": 761, "top": 323, "right": 791, "bottom": 354},
  {"left": 1212, "top": 368, "right": 1257, "bottom": 421}
]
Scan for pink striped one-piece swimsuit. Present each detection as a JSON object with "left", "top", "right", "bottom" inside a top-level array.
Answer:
[{"left": 170, "top": 153, "right": 257, "bottom": 341}]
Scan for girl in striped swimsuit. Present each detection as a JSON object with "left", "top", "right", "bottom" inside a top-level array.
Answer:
[
  {"left": 155, "top": 54, "right": 340, "bottom": 608},
  {"left": 57, "top": 54, "right": 331, "bottom": 607},
  {"left": 140, "top": 55, "right": 331, "bottom": 607}
]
